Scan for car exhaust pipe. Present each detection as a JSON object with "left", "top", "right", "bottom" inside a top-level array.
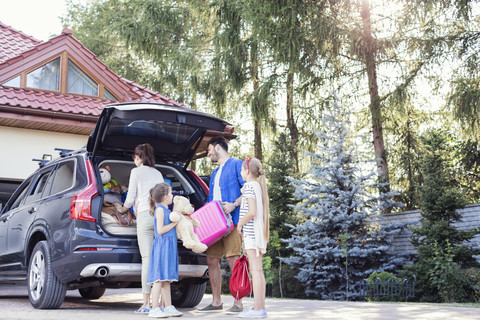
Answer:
[{"left": 95, "top": 266, "right": 109, "bottom": 277}]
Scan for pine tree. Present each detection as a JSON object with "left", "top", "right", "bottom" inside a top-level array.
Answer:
[
  {"left": 283, "top": 101, "right": 405, "bottom": 300},
  {"left": 406, "top": 129, "right": 480, "bottom": 302},
  {"left": 265, "top": 132, "right": 305, "bottom": 298}
]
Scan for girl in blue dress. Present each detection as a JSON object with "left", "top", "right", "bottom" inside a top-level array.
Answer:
[{"left": 147, "top": 183, "right": 183, "bottom": 318}]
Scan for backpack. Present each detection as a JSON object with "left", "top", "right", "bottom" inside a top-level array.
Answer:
[{"left": 229, "top": 255, "right": 252, "bottom": 300}]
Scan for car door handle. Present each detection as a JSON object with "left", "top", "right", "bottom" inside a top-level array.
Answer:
[{"left": 28, "top": 207, "right": 36, "bottom": 214}]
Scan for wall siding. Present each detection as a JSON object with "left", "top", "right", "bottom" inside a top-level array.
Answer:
[{"left": 380, "top": 204, "right": 480, "bottom": 258}]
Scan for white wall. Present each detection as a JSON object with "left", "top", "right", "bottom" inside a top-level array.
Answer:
[{"left": 0, "top": 126, "right": 88, "bottom": 180}]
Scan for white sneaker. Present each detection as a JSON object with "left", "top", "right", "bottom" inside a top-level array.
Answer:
[
  {"left": 164, "top": 305, "right": 183, "bottom": 317},
  {"left": 148, "top": 307, "right": 169, "bottom": 318},
  {"left": 238, "top": 308, "right": 267, "bottom": 318}
]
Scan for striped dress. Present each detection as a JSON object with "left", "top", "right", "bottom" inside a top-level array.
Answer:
[{"left": 239, "top": 183, "right": 256, "bottom": 240}]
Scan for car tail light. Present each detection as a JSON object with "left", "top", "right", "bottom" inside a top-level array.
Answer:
[
  {"left": 188, "top": 169, "right": 209, "bottom": 195},
  {"left": 70, "top": 160, "right": 98, "bottom": 222}
]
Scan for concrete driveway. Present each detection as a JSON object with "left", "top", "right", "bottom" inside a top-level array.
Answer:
[{"left": 0, "top": 285, "right": 479, "bottom": 319}]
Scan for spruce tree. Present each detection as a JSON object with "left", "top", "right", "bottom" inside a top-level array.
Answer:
[
  {"left": 406, "top": 129, "right": 480, "bottom": 302},
  {"left": 283, "top": 101, "right": 405, "bottom": 300},
  {"left": 266, "top": 132, "right": 305, "bottom": 298}
]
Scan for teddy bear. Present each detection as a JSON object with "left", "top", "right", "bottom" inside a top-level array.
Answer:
[
  {"left": 99, "top": 165, "right": 121, "bottom": 193},
  {"left": 169, "top": 196, "right": 207, "bottom": 253}
]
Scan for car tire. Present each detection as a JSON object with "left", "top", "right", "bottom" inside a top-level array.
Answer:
[
  {"left": 171, "top": 279, "right": 206, "bottom": 308},
  {"left": 78, "top": 287, "right": 106, "bottom": 300},
  {"left": 28, "top": 241, "right": 67, "bottom": 309}
]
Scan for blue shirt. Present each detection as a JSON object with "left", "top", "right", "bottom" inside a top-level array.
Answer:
[{"left": 207, "top": 157, "right": 245, "bottom": 224}]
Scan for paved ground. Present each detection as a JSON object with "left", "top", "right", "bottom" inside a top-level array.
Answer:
[{"left": 0, "top": 284, "right": 479, "bottom": 319}]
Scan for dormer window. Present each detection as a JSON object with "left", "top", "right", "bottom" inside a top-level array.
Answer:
[
  {"left": 3, "top": 75, "right": 20, "bottom": 87},
  {"left": 67, "top": 60, "right": 98, "bottom": 96},
  {"left": 2, "top": 53, "right": 117, "bottom": 101},
  {"left": 26, "top": 58, "right": 60, "bottom": 91}
]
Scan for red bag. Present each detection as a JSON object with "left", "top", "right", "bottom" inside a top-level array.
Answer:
[{"left": 229, "top": 255, "right": 252, "bottom": 300}]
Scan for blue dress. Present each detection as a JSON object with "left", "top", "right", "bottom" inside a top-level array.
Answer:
[{"left": 147, "top": 204, "right": 178, "bottom": 283}]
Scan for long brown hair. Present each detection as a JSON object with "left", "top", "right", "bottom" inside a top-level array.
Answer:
[
  {"left": 149, "top": 183, "right": 171, "bottom": 216},
  {"left": 243, "top": 157, "right": 270, "bottom": 242},
  {"left": 134, "top": 143, "right": 156, "bottom": 167}
]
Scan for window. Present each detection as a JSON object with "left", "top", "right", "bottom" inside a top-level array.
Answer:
[
  {"left": 49, "top": 161, "right": 76, "bottom": 195},
  {"left": 26, "top": 58, "right": 60, "bottom": 91},
  {"left": 24, "top": 169, "right": 53, "bottom": 204},
  {"left": 104, "top": 88, "right": 116, "bottom": 100},
  {"left": 3, "top": 75, "right": 20, "bottom": 87},
  {"left": 8, "top": 179, "right": 33, "bottom": 210},
  {"left": 67, "top": 60, "right": 98, "bottom": 96},
  {"left": 2, "top": 54, "right": 117, "bottom": 100}
]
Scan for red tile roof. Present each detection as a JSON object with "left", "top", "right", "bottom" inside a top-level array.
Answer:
[
  {"left": 0, "top": 23, "right": 185, "bottom": 120},
  {"left": 0, "top": 86, "right": 110, "bottom": 116},
  {"left": 0, "top": 22, "right": 236, "bottom": 141},
  {"left": 0, "top": 22, "right": 41, "bottom": 64}
]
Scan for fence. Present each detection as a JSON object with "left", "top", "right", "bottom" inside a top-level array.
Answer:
[{"left": 358, "top": 278, "right": 415, "bottom": 302}]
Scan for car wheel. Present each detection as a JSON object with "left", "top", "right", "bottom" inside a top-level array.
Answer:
[
  {"left": 171, "top": 279, "right": 206, "bottom": 308},
  {"left": 79, "top": 287, "right": 106, "bottom": 300},
  {"left": 28, "top": 241, "right": 67, "bottom": 309}
]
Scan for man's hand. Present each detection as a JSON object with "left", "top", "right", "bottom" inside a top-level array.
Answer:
[{"left": 221, "top": 202, "right": 236, "bottom": 214}]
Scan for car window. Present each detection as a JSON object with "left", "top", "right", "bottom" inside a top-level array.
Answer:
[
  {"left": 48, "top": 160, "right": 76, "bottom": 196},
  {"left": 108, "top": 118, "right": 198, "bottom": 144},
  {"left": 24, "top": 169, "right": 54, "bottom": 205},
  {"left": 8, "top": 179, "right": 33, "bottom": 210}
]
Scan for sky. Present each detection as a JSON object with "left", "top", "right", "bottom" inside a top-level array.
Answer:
[{"left": 0, "top": 0, "right": 69, "bottom": 41}]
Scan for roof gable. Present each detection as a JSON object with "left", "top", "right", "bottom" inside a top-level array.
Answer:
[{"left": 0, "top": 28, "right": 183, "bottom": 107}]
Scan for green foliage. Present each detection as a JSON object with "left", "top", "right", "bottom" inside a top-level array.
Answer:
[
  {"left": 268, "top": 264, "right": 307, "bottom": 299},
  {"left": 406, "top": 129, "right": 480, "bottom": 302},
  {"left": 429, "top": 240, "right": 474, "bottom": 303},
  {"left": 453, "top": 140, "right": 480, "bottom": 203},
  {"left": 262, "top": 256, "right": 274, "bottom": 286},
  {"left": 366, "top": 271, "right": 401, "bottom": 283},
  {"left": 266, "top": 132, "right": 300, "bottom": 262},
  {"left": 365, "top": 271, "right": 403, "bottom": 302}
]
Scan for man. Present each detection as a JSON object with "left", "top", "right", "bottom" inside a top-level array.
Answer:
[{"left": 197, "top": 136, "right": 245, "bottom": 314}]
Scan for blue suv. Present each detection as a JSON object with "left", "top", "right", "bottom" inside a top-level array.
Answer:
[{"left": 0, "top": 103, "right": 230, "bottom": 309}]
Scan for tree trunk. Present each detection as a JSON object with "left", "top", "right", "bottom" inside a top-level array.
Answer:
[
  {"left": 361, "top": 0, "right": 390, "bottom": 191},
  {"left": 251, "top": 42, "right": 263, "bottom": 161},
  {"left": 286, "top": 70, "right": 299, "bottom": 173}
]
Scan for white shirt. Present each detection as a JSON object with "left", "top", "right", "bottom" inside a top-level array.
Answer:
[
  {"left": 123, "top": 165, "right": 164, "bottom": 214},
  {"left": 212, "top": 163, "right": 224, "bottom": 201}
]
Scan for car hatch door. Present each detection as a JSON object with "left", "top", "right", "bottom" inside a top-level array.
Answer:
[{"left": 87, "top": 103, "right": 230, "bottom": 164}]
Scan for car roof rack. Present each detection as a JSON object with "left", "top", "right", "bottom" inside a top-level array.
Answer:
[
  {"left": 32, "top": 158, "right": 50, "bottom": 168},
  {"left": 55, "top": 148, "right": 74, "bottom": 158}
]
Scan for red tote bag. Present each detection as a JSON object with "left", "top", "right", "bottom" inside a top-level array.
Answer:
[{"left": 229, "top": 255, "right": 252, "bottom": 300}]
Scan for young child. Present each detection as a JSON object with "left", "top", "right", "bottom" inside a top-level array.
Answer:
[
  {"left": 236, "top": 157, "right": 270, "bottom": 319},
  {"left": 147, "top": 183, "right": 183, "bottom": 318}
]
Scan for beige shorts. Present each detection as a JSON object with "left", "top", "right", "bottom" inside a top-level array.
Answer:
[{"left": 206, "top": 227, "right": 242, "bottom": 259}]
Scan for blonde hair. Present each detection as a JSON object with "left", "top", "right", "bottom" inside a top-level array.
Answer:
[
  {"left": 149, "top": 183, "right": 171, "bottom": 216},
  {"left": 243, "top": 157, "right": 270, "bottom": 242}
]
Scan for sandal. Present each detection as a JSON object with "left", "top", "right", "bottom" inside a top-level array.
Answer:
[{"left": 134, "top": 306, "right": 151, "bottom": 314}]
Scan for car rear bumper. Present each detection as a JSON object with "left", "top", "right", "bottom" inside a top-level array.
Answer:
[{"left": 79, "top": 263, "right": 208, "bottom": 280}]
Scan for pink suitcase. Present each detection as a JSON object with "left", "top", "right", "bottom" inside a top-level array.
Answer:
[{"left": 191, "top": 201, "right": 234, "bottom": 247}]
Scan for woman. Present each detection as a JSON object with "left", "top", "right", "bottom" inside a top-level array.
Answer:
[{"left": 120, "top": 143, "right": 164, "bottom": 314}]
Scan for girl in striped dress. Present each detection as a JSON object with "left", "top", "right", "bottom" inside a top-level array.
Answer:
[{"left": 236, "top": 157, "right": 270, "bottom": 319}]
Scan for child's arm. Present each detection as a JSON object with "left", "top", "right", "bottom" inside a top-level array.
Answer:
[
  {"left": 155, "top": 207, "right": 178, "bottom": 235},
  {"left": 237, "top": 197, "right": 256, "bottom": 233}
]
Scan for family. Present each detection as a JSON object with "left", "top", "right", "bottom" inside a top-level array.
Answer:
[{"left": 118, "top": 137, "right": 270, "bottom": 318}]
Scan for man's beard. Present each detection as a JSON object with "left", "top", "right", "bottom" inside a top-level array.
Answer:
[{"left": 210, "top": 151, "right": 219, "bottom": 163}]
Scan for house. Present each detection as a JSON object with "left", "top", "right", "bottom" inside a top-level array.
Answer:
[{"left": 0, "top": 22, "right": 232, "bottom": 206}]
